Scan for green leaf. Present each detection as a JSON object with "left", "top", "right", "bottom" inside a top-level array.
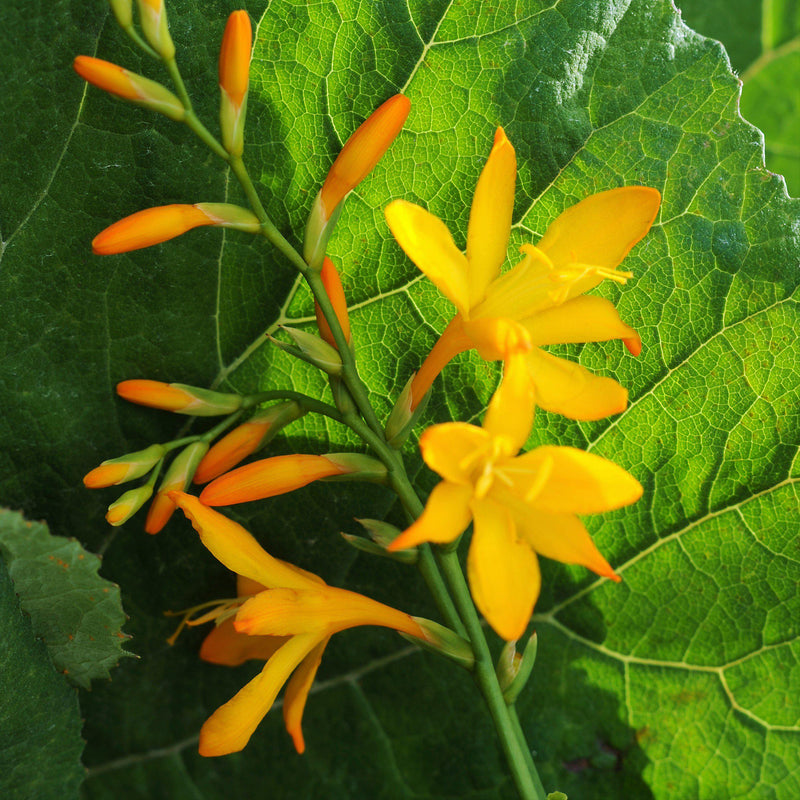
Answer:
[
  {"left": 2, "top": 1, "right": 799, "bottom": 799},
  {"left": 678, "top": 0, "right": 800, "bottom": 192},
  {"left": 0, "top": 556, "right": 84, "bottom": 800},
  {"left": 0, "top": 509, "right": 131, "bottom": 689}
]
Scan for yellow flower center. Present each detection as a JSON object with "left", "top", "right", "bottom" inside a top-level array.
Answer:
[
  {"left": 458, "top": 436, "right": 517, "bottom": 499},
  {"left": 473, "top": 244, "right": 633, "bottom": 321}
]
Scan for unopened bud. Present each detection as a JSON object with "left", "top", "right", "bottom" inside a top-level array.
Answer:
[
  {"left": 200, "top": 452, "right": 386, "bottom": 507},
  {"left": 136, "top": 0, "right": 175, "bottom": 60},
  {"left": 315, "top": 257, "right": 351, "bottom": 347},
  {"left": 497, "top": 632, "right": 538, "bottom": 705},
  {"left": 193, "top": 401, "right": 305, "bottom": 483},
  {"left": 385, "top": 373, "right": 431, "bottom": 447},
  {"left": 145, "top": 441, "right": 208, "bottom": 534},
  {"left": 303, "top": 94, "right": 410, "bottom": 268},
  {"left": 405, "top": 618, "right": 474, "bottom": 669},
  {"left": 74, "top": 56, "right": 184, "bottom": 120},
  {"left": 340, "top": 532, "right": 418, "bottom": 564},
  {"left": 279, "top": 327, "right": 343, "bottom": 375},
  {"left": 84, "top": 443, "right": 165, "bottom": 488},
  {"left": 218, "top": 10, "right": 252, "bottom": 156},
  {"left": 108, "top": 0, "right": 133, "bottom": 28},
  {"left": 92, "top": 203, "right": 258, "bottom": 255},
  {"left": 106, "top": 483, "right": 154, "bottom": 526},
  {"left": 117, "top": 380, "right": 242, "bottom": 416},
  {"left": 355, "top": 518, "right": 403, "bottom": 548}
]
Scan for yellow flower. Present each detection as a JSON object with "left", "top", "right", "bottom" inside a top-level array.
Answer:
[
  {"left": 388, "top": 354, "right": 643, "bottom": 641},
  {"left": 384, "top": 128, "right": 660, "bottom": 420},
  {"left": 171, "top": 492, "right": 425, "bottom": 756}
]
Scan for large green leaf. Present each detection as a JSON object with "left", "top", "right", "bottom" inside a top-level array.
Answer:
[
  {"left": 2, "top": 1, "right": 798, "bottom": 799},
  {"left": 678, "top": 0, "right": 800, "bottom": 193}
]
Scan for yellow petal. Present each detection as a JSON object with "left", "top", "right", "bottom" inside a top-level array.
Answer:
[
  {"left": 385, "top": 200, "right": 471, "bottom": 316},
  {"left": 389, "top": 480, "right": 473, "bottom": 550},
  {"left": 283, "top": 636, "right": 330, "bottom": 754},
  {"left": 472, "top": 245, "right": 555, "bottom": 321},
  {"left": 536, "top": 186, "right": 661, "bottom": 295},
  {"left": 514, "top": 508, "right": 620, "bottom": 581},
  {"left": 419, "top": 423, "right": 490, "bottom": 483},
  {"left": 198, "top": 633, "right": 320, "bottom": 756},
  {"left": 523, "top": 294, "right": 641, "bottom": 356},
  {"left": 466, "top": 128, "right": 516, "bottom": 305},
  {"left": 460, "top": 316, "right": 532, "bottom": 361},
  {"left": 199, "top": 618, "right": 288, "bottom": 666},
  {"left": 170, "top": 492, "right": 321, "bottom": 591},
  {"left": 482, "top": 352, "right": 535, "bottom": 455},
  {"left": 236, "top": 586, "right": 425, "bottom": 638},
  {"left": 514, "top": 446, "right": 643, "bottom": 514},
  {"left": 525, "top": 347, "right": 629, "bottom": 421},
  {"left": 467, "top": 497, "right": 541, "bottom": 641}
]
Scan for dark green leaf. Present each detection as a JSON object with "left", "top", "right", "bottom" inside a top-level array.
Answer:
[
  {"left": 0, "top": 557, "right": 84, "bottom": 800},
  {"left": 0, "top": 509, "right": 131, "bottom": 689}
]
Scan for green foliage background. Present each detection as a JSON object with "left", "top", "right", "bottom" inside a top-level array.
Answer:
[{"left": 1, "top": 1, "right": 798, "bottom": 798}]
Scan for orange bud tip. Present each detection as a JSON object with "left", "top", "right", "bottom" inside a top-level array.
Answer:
[
  {"left": 83, "top": 463, "right": 128, "bottom": 488},
  {"left": 624, "top": 335, "right": 642, "bottom": 357},
  {"left": 315, "top": 257, "right": 351, "bottom": 347},
  {"left": 105, "top": 506, "right": 129, "bottom": 525},
  {"left": 144, "top": 493, "right": 176, "bottom": 534},
  {"left": 219, "top": 11, "right": 252, "bottom": 107},
  {"left": 117, "top": 379, "right": 194, "bottom": 411},
  {"left": 92, "top": 205, "right": 214, "bottom": 256}
]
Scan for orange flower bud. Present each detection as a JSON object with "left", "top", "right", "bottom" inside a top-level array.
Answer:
[
  {"left": 83, "top": 444, "right": 165, "bottom": 488},
  {"left": 218, "top": 11, "right": 252, "bottom": 156},
  {"left": 136, "top": 0, "right": 175, "bottom": 60},
  {"left": 314, "top": 257, "right": 351, "bottom": 348},
  {"left": 92, "top": 203, "right": 260, "bottom": 255},
  {"left": 145, "top": 441, "right": 208, "bottom": 534},
  {"left": 303, "top": 94, "right": 410, "bottom": 268},
  {"left": 73, "top": 56, "right": 184, "bottom": 120},
  {"left": 199, "top": 454, "right": 349, "bottom": 506},
  {"left": 106, "top": 484, "right": 154, "bottom": 526},
  {"left": 116, "top": 380, "right": 243, "bottom": 416},
  {"left": 320, "top": 94, "right": 410, "bottom": 216},
  {"left": 219, "top": 11, "right": 251, "bottom": 107},
  {"left": 194, "top": 402, "right": 304, "bottom": 484}
]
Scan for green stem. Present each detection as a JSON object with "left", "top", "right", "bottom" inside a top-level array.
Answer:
[
  {"left": 436, "top": 548, "right": 547, "bottom": 800},
  {"left": 217, "top": 147, "right": 541, "bottom": 797}
]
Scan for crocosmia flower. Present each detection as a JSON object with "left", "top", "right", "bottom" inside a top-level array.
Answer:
[
  {"left": 388, "top": 354, "right": 643, "bottom": 641},
  {"left": 171, "top": 492, "right": 425, "bottom": 755},
  {"left": 385, "top": 128, "right": 661, "bottom": 420}
]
